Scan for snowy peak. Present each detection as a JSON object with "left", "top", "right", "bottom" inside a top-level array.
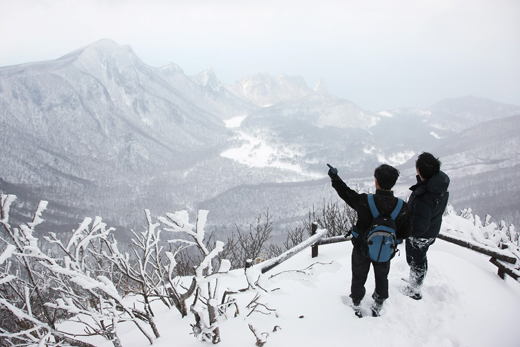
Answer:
[
  {"left": 159, "top": 62, "right": 185, "bottom": 76},
  {"left": 191, "top": 67, "right": 221, "bottom": 91},
  {"left": 60, "top": 39, "right": 145, "bottom": 70},
  {"left": 313, "top": 78, "right": 335, "bottom": 98},
  {"left": 226, "top": 71, "right": 314, "bottom": 107}
]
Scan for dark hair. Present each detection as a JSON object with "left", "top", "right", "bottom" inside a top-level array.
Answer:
[
  {"left": 374, "top": 164, "right": 400, "bottom": 190},
  {"left": 416, "top": 152, "right": 441, "bottom": 179}
]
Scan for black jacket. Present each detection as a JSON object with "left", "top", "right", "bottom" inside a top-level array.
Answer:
[
  {"left": 408, "top": 171, "right": 450, "bottom": 239},
  {"left": 331, "top": 175, "right": 411, "bottom": 243}
]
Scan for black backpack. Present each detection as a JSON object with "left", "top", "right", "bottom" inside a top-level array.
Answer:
[{"left": 352, "top": 194, "right": 403, "bottom": 262}]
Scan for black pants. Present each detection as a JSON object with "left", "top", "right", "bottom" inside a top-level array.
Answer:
[
  {"left": 405, "top": 237, "right": 436, "bottom": 288},
  {"left": 350, "top": 245, "right": 391, "bottom": 303}
]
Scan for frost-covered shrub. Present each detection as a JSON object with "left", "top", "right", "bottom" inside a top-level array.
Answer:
[
  {"left": 1, "top": 193, "right": 247, "bottom": 346},
  {"left": 219, "top": 211, "right": 275, "bottom": 270},
  {"left": 442, "top": 205, "right": 519, "bottom": 258},
  {"left": 159, "top": 210, "right": 231, "bottom": 344}
]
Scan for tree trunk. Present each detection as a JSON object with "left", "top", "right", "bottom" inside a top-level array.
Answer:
[
  {"left": 54, "top": 333, "right": 98, "bottom": 347},
  {"left": 207, "top": 302, "right": 221, "bottom": 344}
]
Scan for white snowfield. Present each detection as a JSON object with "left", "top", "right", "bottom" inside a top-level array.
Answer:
[{"left": 80, "top": 225, "right": 520, "bottom": 347}]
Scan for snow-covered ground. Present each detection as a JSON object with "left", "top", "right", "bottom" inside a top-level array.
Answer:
[
  {"left": 220, "top": 131, "right": 322, "bottom": 179},
  {"left": 87, "top": 223, "right": 520, "bottom": 347}
]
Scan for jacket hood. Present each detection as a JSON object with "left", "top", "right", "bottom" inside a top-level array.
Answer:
[
  {"left": 426, "top": 171, "right": 450, "bottom": 194},
  {"left": 410, "top": 171, "right": 450, "bottom": 195}
]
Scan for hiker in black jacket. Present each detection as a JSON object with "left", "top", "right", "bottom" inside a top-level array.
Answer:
[
  {"left": 329, "top": 164, "right": 411, "bottom": 317},
  {"left": 403, "top": 152, "right": 450, "bottom": 300}
]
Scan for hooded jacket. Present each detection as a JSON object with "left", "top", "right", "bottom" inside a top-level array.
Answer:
[{"left": 408, "top": 171, "right": 450, "bottom": 239}]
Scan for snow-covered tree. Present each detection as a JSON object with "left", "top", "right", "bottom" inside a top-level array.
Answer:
[
  {"left": 1, "top": 195, "right": 98, "bottom": 347},
  {"left": 0, "top": 194, "right": 154, "bottom": 347},
  {"left": 159, "top": 210, "right": 231, "bottom": 344}
]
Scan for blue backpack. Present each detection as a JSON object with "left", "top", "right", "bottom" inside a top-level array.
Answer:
[{"left": 353, "top": 194, "right": 403, "bottom": 262}]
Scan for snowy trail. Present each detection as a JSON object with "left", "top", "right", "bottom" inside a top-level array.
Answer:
[{"left": 91, "top": 240, "right": 520, "bottom": 347}]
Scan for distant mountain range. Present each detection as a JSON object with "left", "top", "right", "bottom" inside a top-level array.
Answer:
[{"left": 1, "top": 39, "right": 519, "bottom": 237}]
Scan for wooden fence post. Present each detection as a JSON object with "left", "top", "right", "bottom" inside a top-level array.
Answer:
[
  {"left": 489, "top": 257, "right": 520, "bottom": 280},
  {"left": 311, "top": 222, "right": 318, "bottom": 258}
]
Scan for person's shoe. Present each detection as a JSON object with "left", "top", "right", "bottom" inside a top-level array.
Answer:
[
  {"left": 350, "top": 296, "right": 363, "bottom": 318},
  {"left": 371, "top": 293, "right": 385, "bottom": 317},
  {"left": 400, "top": 285, "right": 422, "bottom": 300},
  {"left": 371, "top": 302, "right": 382, "bottom": 317}
]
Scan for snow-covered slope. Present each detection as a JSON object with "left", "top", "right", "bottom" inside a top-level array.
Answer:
[
  {"left": 420, "top": 114, "right": 520, "bottom": 225},
  {"left": 428, "top": 95, "right": 520, "bottom": 131},
  {"left": 83, "top": 212, "right": 520, "bottom": 347},
  {"left": 379, "top": 96, "right": 520, "bottom": 133}
]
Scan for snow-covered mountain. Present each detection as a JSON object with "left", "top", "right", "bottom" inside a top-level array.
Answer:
[
  {"left": 428, "top": 95, "right": 520, "bottom": 131},
  {"left": 0, "top": 39, "right": 237, "bottom": 231},
  {"left": 1, "top": 39, "right": 520, "bottom": 232},
  {"left": 378, "top": 96, "right": 520, "bottom": 134},
  {"left": 436, "top": 114, "right": 520, "bottom": 224},
  {"left": 225, "top": 72, "right": 314, "bottom": 107}
]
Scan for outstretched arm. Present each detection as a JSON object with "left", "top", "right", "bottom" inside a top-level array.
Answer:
[{"left": 330, "top": 175, "right": 362, "bottom": 211}]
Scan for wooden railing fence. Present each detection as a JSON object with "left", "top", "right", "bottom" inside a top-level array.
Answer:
[
  {"left": 437, "top": 233, "right": 520, "bottom": 280},
  {"left": 259, "top": 222, "right": 520, "bottom": 282}
]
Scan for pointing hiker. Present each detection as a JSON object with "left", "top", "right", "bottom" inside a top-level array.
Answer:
[
  {"left": 328, "top": 164, "right": 411, "bottom": 317},
  {"left": 403, "top": 152, "right": 450, "bottom": 300}
]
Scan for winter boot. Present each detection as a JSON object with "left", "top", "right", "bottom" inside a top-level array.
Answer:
[
  {"left": 371, "top": 293, "right": 386, "bottom": 317},
  {"left": 350, "top": 295, "right": 363, "bottom": 318},
  {"left": 400, "top": 284, "right": 422, "bottom": 300}
]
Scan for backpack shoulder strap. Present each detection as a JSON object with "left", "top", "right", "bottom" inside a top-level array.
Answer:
[
  {"left": 390, "top": 198, "right": 403, "bottom": 220},
  {"left": 367, "top": 194, "right": 379, "bottom": 218}
]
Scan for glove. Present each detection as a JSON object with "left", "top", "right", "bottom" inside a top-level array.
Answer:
[{"left": 327, "top": 164, "right": 338, "bottom": 179}]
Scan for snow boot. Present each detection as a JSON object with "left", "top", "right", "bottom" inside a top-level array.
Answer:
[
  {"left": 400, "top": 284, "right": 422, "bottom": 300},
  {"left": 350, "top": 295, "right": 363, "bottom": 318},
  {"left": 371, "top": 293, "right": 385, "bottom": 317}
]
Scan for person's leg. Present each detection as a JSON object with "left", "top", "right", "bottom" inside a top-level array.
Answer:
[
  {"left": 371, "top": 260, "right": 391, "bottom": 316},
  {"left": 350, "top": 246, "right": 371, "bottom": 304},
  {"left": 405, "top": 237, "right": 435, "bottom": 295},
  {"left": 373, "top": 260, "right": 391, "bottom": 299}
]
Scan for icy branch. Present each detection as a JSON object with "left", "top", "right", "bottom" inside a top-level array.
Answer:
[
  {"left": 27, "top": 200, "right": 48, "bottom": 229},
  {"left": 1, "top": 194, "right": 16, "bottom": 225},
  {"left": 0, "top": 243, "right": 15, "bottom": 264},
  {"left": 196, "top": 241, "right": 224, "bottom": 279}
]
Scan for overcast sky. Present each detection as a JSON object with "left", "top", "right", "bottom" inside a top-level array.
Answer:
[{"left": 1, "top": 0, "right": 519, "bottom": 111}]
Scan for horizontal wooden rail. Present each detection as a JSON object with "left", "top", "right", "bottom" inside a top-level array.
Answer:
[
  {"left": 260, "top": 226, "right": 328, "bottom": 274},
  {"left": 437, "top": 232, "right": 517, "bottom": 264},
  {"left": 315, "top": 235, "right": 351, "bottom": 246}
]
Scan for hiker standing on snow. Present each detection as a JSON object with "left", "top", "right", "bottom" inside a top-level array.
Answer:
[
  {"left": 328, "top": 164, "right": 411, "bottom": 317},
  {"left": 403, "top": 152, "right": 450, "bottom": 300}
]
